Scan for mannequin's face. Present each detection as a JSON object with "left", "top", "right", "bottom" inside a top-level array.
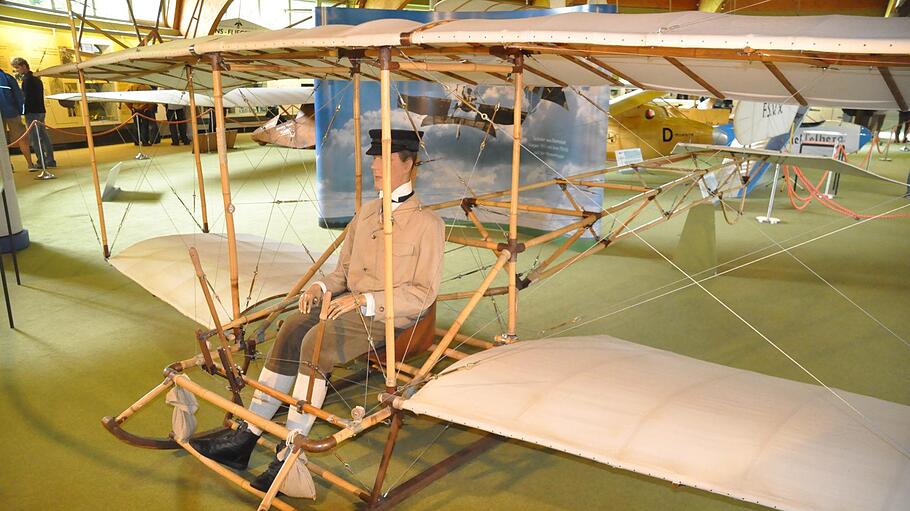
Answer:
[{"left": 371, "top": 153, "right": 414, "bottom": 192}]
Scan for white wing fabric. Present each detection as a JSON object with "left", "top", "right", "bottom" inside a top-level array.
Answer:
[
  {"left": 403, "top": 336, "right": 910, "bottom": 511},
  {"left": 110, "top": 233, "right": 335, "bottom": 328}
]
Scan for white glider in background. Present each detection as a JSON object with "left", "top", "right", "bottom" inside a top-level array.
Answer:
[{"left": 47, "top": 86, "right": 314, "bottom": 109}]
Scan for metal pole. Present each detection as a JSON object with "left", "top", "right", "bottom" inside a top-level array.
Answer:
[
  {"left": 756, "top": 163, "right": 781, "bottom": 225},
  {"left": 0, "top": 189, "right": 21, "bottom": 284},
  {"left": 64, "top": 0, "right": 110, "bottom": 258},
  {"left": 0, "top": 243, "right": 12, "bottom": 328},
  {"left": 505, "top": 54, "right": 523, "bottom": 340},
  {"left": 133, "top": 114, "right": 149, "bottom": 160},
  {"left": 379, "top": 47, "right": 397, "bottom": 393},
  {"left": 31, "top": 119, "right": 56, "bottom": 180},
  {"left": 209, "top": 53, "right": 241, "bottom": 323},
  {"left": 185, "top": 66, "right": 210, "bottom": 232}
]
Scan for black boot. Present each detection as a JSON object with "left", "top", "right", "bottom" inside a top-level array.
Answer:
[
  {"left": 189, "top": 423, "right": 259, "bottom": 470},
  {"left": 250, "top": 452, "right": 285, "bottom": 493}
]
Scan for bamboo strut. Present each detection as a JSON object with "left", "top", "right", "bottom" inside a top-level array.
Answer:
[
  {"left": 464, "top": 208, "right": 491, "bottom": 241},
  {"left": 259, "top": 445, "right": 305, "bottom": 511},
  {"left": 508, "top": 59, "right": 523, "bottom": 341},
  {"left": 445, "top": 235, "right": 501, "bottom": 251},
  {"left": 306, "top": 293, "right": 332, "bottom": 403},
  {"left": 396, "top": 62, "right": 514, "bottom": 73},
  {"left": 416, "top": 250, "right": 511, "bottom": 379},
  {"left": 171, "top": 374, "right": 392, "bottom": 451},
  {"left": 64, "top": 0, "right": 109, "bottom": 258},
  {"left": 228, "top": 64, "right": 349, "bottom": 74},
  {"left": 427, "top": 344, "right": 468, "bottom": 361},
  {"left": 113, "top": 378, "right": 174, "bottom": 423},
  {"left": 252, "top": 226, "right": 349, "bottom": 337},
  {"left": 476, "top": 199, "right": 588, "bottom": 218},
  {"left": 529, "top": 227, "right": 587, "bottom": 277},
  {"left": 436, "top": 286, "right": 508, "bottom": 302},
  {"left": 232, "top": 423, "right": 370, "bottom": 501},
  {"left": 209, "top": 53, "right": 241, "bottom": 322},
  {"left": 379, "top": 47, "right": 397, "bottom": 393},
  {"left": 189, "top": 247, "right": 239, "bottom": 371},
  {"left": 558, "top": 185, "right": 600, "bottom": 239},
  {"left": 531, "top": 197, "right": 655, "bottom": 282},
  {"left": 524, "top": 216, "right": 598, "bottom": 248},
  {"left": 175, "top": 438, "right": 297, "bottom": 511},
  {"left": 433, "top": 328, "right": 496, "bottom": 349},
  {"left": 571, "top": 180, "right": 651, "bottom": 193},
  {"left": 185, "top": 66, "right": 209, "bottom": 232},
  {"left": 238, "top": 372, "right": 350, "bottom": 429},
  {"left": 353, "top": 65, "right": 363, "bottom": 213}
]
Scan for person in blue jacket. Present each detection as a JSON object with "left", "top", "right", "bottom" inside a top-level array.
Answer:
[{"left": 0, "top": 66, "right": 35, "bottom": 170}]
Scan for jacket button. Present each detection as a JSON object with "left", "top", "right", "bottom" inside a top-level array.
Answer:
[
  {"left": 371, "top": 234, "right": 376, "bottom": 239},
  {"left": 363, "top": 267, "right": 368, "bottom": 272},
  {"left": 379, "top": 306, "right": 384, "bottom": 313}
]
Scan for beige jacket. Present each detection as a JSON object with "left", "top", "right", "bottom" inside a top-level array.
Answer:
[{"left": 320, "top": 195, "right": 444, "bottom": 328}]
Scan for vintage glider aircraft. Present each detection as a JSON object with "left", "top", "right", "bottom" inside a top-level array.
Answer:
[
  {"left": 607, "top": 89, "right": 730, "bottom": 160},
  {"left": 38, "top": 10, "right": 910, "bottom": 511}
]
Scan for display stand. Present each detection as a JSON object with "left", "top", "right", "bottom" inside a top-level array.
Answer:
[{"left": 756, "top": 163, "right": 782, "bottom": 224}]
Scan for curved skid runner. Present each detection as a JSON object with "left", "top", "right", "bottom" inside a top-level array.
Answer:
[{"left": 402, "top": 336, "right": 910, "bottom": 511}]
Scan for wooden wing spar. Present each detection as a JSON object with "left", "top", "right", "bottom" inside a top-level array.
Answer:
[{"left": 38, "top": 12, "right": 910, "bottom": 109}]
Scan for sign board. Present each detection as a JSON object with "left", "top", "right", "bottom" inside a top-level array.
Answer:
[
  {"left": 615, "top": 147, "right": 643, "bottom": 167},
  {"left": 798, "top": 130, "right": 844, "bottom": 156}
]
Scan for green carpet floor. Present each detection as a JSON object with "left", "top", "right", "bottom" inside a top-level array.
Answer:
[{"left": 2, "top": 135, "right": 908, "bottom": 510}]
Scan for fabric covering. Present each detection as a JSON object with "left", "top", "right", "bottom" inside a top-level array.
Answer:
[
  {"left": 35, "top": 13, "right": 910, "bottom": 109},
  {"left": 109, "top": 233, "right": 335, "bottom": 328},
  {"left": 165, "top": 382, "right": 199, "bottom": 442},
  {"left": 276, "top": 444, "right": 316, "bottom": 499},
  {"left": 402, "top": 336, "right": 910, "bottom": 511}
]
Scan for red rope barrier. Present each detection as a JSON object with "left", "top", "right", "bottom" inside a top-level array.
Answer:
[
  {"left": 6, "top": 108, "right": 216, "bottom": 147},
  {"left": 786, "top": 163, "right": 910, "bottom": 220}
]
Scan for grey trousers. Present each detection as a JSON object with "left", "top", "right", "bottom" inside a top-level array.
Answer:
[
  {"left": 264, "top": 299, "right": 397, "bottom": 377},
  {"left": 25, "top": 113, "right": 54, "bottom": 167}
]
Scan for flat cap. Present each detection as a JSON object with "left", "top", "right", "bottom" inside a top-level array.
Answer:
[{"left": 365, "top": 129, "right": 422, "bottom": 155}]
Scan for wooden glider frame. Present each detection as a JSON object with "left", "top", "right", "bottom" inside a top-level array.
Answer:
[{"left": 89, "top": 45, "right": 760, "bottom": 510}]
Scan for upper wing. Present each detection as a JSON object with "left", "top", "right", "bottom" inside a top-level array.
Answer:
[{"left": 36, "top": 12, "right": 910, "bottom": 109}]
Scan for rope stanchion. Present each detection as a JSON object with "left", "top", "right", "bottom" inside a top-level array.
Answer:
[{"left": 7, "top": 109, "right": 218, "bottom": 146}]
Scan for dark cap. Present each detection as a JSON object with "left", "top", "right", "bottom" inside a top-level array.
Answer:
[{"left": 365, "top": 129, "right": 422, "bottom": 156}]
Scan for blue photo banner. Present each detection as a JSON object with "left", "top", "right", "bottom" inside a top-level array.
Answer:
[{"left": 314, "top": 6, "right": 615, "bottom": 232}]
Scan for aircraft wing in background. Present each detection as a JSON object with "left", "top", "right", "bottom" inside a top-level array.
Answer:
[{"left": 47, "top": 90, "right": 216, "bottom": 107}]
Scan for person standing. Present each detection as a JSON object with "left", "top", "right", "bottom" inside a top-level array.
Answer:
[
  {"left": 895, "top": 110, "right": 910, "bottom": 145},
  {"left": 11, "top": 57, "right": 55, "bottom": 169},
  {"left": 125, "top": 84, "right": 155, "bottom": 146},
  {"left": 0, "top": 65, "right": 35, "bottom": 170},
  {"left": 165, "top": 103, "right": 190, "bottom": 146}
]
